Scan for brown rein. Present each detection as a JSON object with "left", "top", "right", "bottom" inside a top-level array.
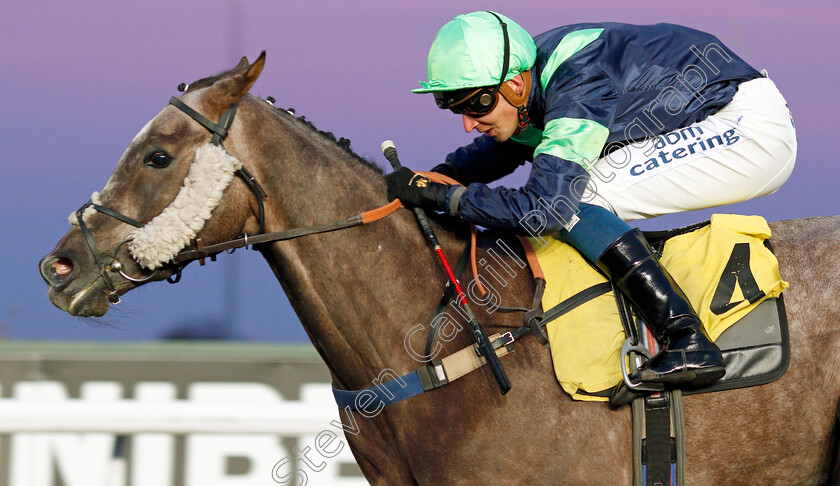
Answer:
[
  {"left": 173, "top": 198, "right": 402, "bottom": 264},
  {"left": 173, "top": 172, "right": 495, "bottom": 297}
]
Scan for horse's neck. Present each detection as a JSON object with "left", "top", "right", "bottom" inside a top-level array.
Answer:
[{"left": 245, "top": 111, "right": 460, "bottom": 388}]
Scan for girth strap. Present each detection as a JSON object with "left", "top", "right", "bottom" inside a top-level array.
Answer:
[
  {"left": 333, "top": 281, "right": 612, "bottom": 412},
  {"left": 642, "top": 394, "right": 677, "bottom": 486}
]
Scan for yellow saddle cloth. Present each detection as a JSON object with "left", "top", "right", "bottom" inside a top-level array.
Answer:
[{"left": 529, "top": 214, "right": 788, "bottom": 401}]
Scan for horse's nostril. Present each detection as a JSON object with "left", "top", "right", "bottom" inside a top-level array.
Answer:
[
  {"left": 40, "top": 255, "right": 76, "bottom": 288},
  {"left": 52, "top": 258, "right": 74, "bottom": 277}
]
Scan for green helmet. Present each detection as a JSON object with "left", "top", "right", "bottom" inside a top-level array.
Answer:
[{"left": 413, "top": 11, "right": 537, "bottom": 94}]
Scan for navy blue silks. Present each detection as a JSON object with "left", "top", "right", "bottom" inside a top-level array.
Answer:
[{"left": 442, "top": 23, "right": 760, "bottom": 246}]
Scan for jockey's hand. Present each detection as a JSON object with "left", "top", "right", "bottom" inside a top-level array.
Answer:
[{"left": 385, "top": 167, "right": 450, "bottom": 212}]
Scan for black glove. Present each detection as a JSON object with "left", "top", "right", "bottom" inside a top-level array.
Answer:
[{"left": 385, "top": 167, "right": 450, "bottom": 212}]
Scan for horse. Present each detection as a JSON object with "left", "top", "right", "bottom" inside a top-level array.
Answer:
[{"left": 39, "top": 52, "right": 840, "bottom": 485}]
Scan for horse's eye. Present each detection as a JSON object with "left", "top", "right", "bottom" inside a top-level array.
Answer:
[{"left": 146, "top": 150, "right": 172, "bottom": 168}]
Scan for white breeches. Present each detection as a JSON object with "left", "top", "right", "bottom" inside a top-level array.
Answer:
[{"left": 583, "top": 75, "right": 797, "bottom": 221}]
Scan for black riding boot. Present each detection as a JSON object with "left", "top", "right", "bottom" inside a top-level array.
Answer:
[{"left": 596, "top": 228, "right": 725, "bottom": 388}]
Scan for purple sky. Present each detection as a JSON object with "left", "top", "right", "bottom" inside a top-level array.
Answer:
[{"left": 3, "top": 1, "right": 838, "bottom": 341}]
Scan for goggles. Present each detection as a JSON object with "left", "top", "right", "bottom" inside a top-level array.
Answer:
[
  {"left": 433, "top": 11, "right": 510, "bottom": 117},
  {"left": 434, "top": 86, "right": 500, "bottom": 116}
]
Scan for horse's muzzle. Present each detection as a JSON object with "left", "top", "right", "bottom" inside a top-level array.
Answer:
[{"left": 39, "top": 249, "right": 112, "bottom": 317}]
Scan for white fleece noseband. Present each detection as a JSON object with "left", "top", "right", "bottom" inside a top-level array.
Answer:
[
  {"left": 128, "top": 143, "right": 243, "bottom": 269},
  {"left": 69, "top": 143, "right": 242, "bottom": 270}
]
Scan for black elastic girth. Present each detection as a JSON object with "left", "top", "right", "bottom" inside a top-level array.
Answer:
[{"left": 643, "top": 394, "right": 675, "bottom": 486}]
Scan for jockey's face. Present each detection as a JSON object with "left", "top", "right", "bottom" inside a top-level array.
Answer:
[{"left": 459, "top": 76, "right": 524, "bottom": 142}]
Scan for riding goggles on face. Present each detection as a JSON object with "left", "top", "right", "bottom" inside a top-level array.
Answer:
[
  {"left": 434, "top": 86, "right": 500, "bottom": 116},
  {"left": 433, "top": 11, "right": 510, "bottom": 117}
]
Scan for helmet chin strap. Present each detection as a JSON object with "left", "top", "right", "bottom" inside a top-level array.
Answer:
[{"left": 516, "top": 105, "right": 531, "bottom": 130}]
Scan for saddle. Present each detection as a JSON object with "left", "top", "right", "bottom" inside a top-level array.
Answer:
[
  {"left": 527, "top": 213, "right": 789, "bottom": 401},
  {"left": 526, "top": 213, "right": 789, "bottom": 486}
]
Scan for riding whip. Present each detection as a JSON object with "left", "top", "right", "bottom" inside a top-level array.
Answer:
[{"left": 381, "top": 140, "right": 511, "bottom": 395}]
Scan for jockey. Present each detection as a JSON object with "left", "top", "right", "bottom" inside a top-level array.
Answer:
[{"left": 385, "top": 11, "right": 796, "bottom": 388}]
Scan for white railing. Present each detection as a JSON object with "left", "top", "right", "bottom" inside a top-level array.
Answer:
[
  {"left": 0, "top": 399, "right": 340, "bottom": 434},
  {"left": 0, "top": 398, "right": 369, "bottom": 486}
]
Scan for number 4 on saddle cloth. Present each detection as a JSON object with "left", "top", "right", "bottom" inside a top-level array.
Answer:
[{"left": 528, "top": 214, "right": 790, "bottom": 402}]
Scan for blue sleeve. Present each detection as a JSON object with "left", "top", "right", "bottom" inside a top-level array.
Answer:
[
  {"left": 447, "top": 72, "right": 611, "bottom": 235},
  {"left": 451, "top": 152, "right": 590, "bottom": 235},
  {"left": 440, "top": 135, "right": 533, "bottom": 185}
]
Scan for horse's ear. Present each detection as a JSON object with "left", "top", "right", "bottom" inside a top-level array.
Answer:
[
  {"left": 235, "top": 55, "right": 250, "bottom": 70},
  {"left": 239, "top": 51, "right": 265, "bottom": 94},
  {"left": 207, "top": 51, "right": 266, "bottom": 110}
]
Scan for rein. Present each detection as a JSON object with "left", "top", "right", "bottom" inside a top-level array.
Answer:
[{"left": 173, "top": 200, "right": 402, "bottom": 264}]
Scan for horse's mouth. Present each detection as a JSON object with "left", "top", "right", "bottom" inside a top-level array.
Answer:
[{"left": 47, "top": 277, "right": 113, "bottom": 317}]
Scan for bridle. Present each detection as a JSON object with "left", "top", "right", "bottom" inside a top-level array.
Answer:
[
  {"left": 73, "top": 95, "right": 267, "bottom": 304},
  {"left": 72, "top": 94, "right": 400, "bottom": 305},
  {"left": 74, "top": 201, "right": 148, "bottom": 304},
  {"left": 167, "top": 96, "right": 269, "bottom": 234}
]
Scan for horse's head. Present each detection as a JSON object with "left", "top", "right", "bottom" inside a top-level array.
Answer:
[{"left": 40, "top": 53, "right": 267, "bottom": 316}]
